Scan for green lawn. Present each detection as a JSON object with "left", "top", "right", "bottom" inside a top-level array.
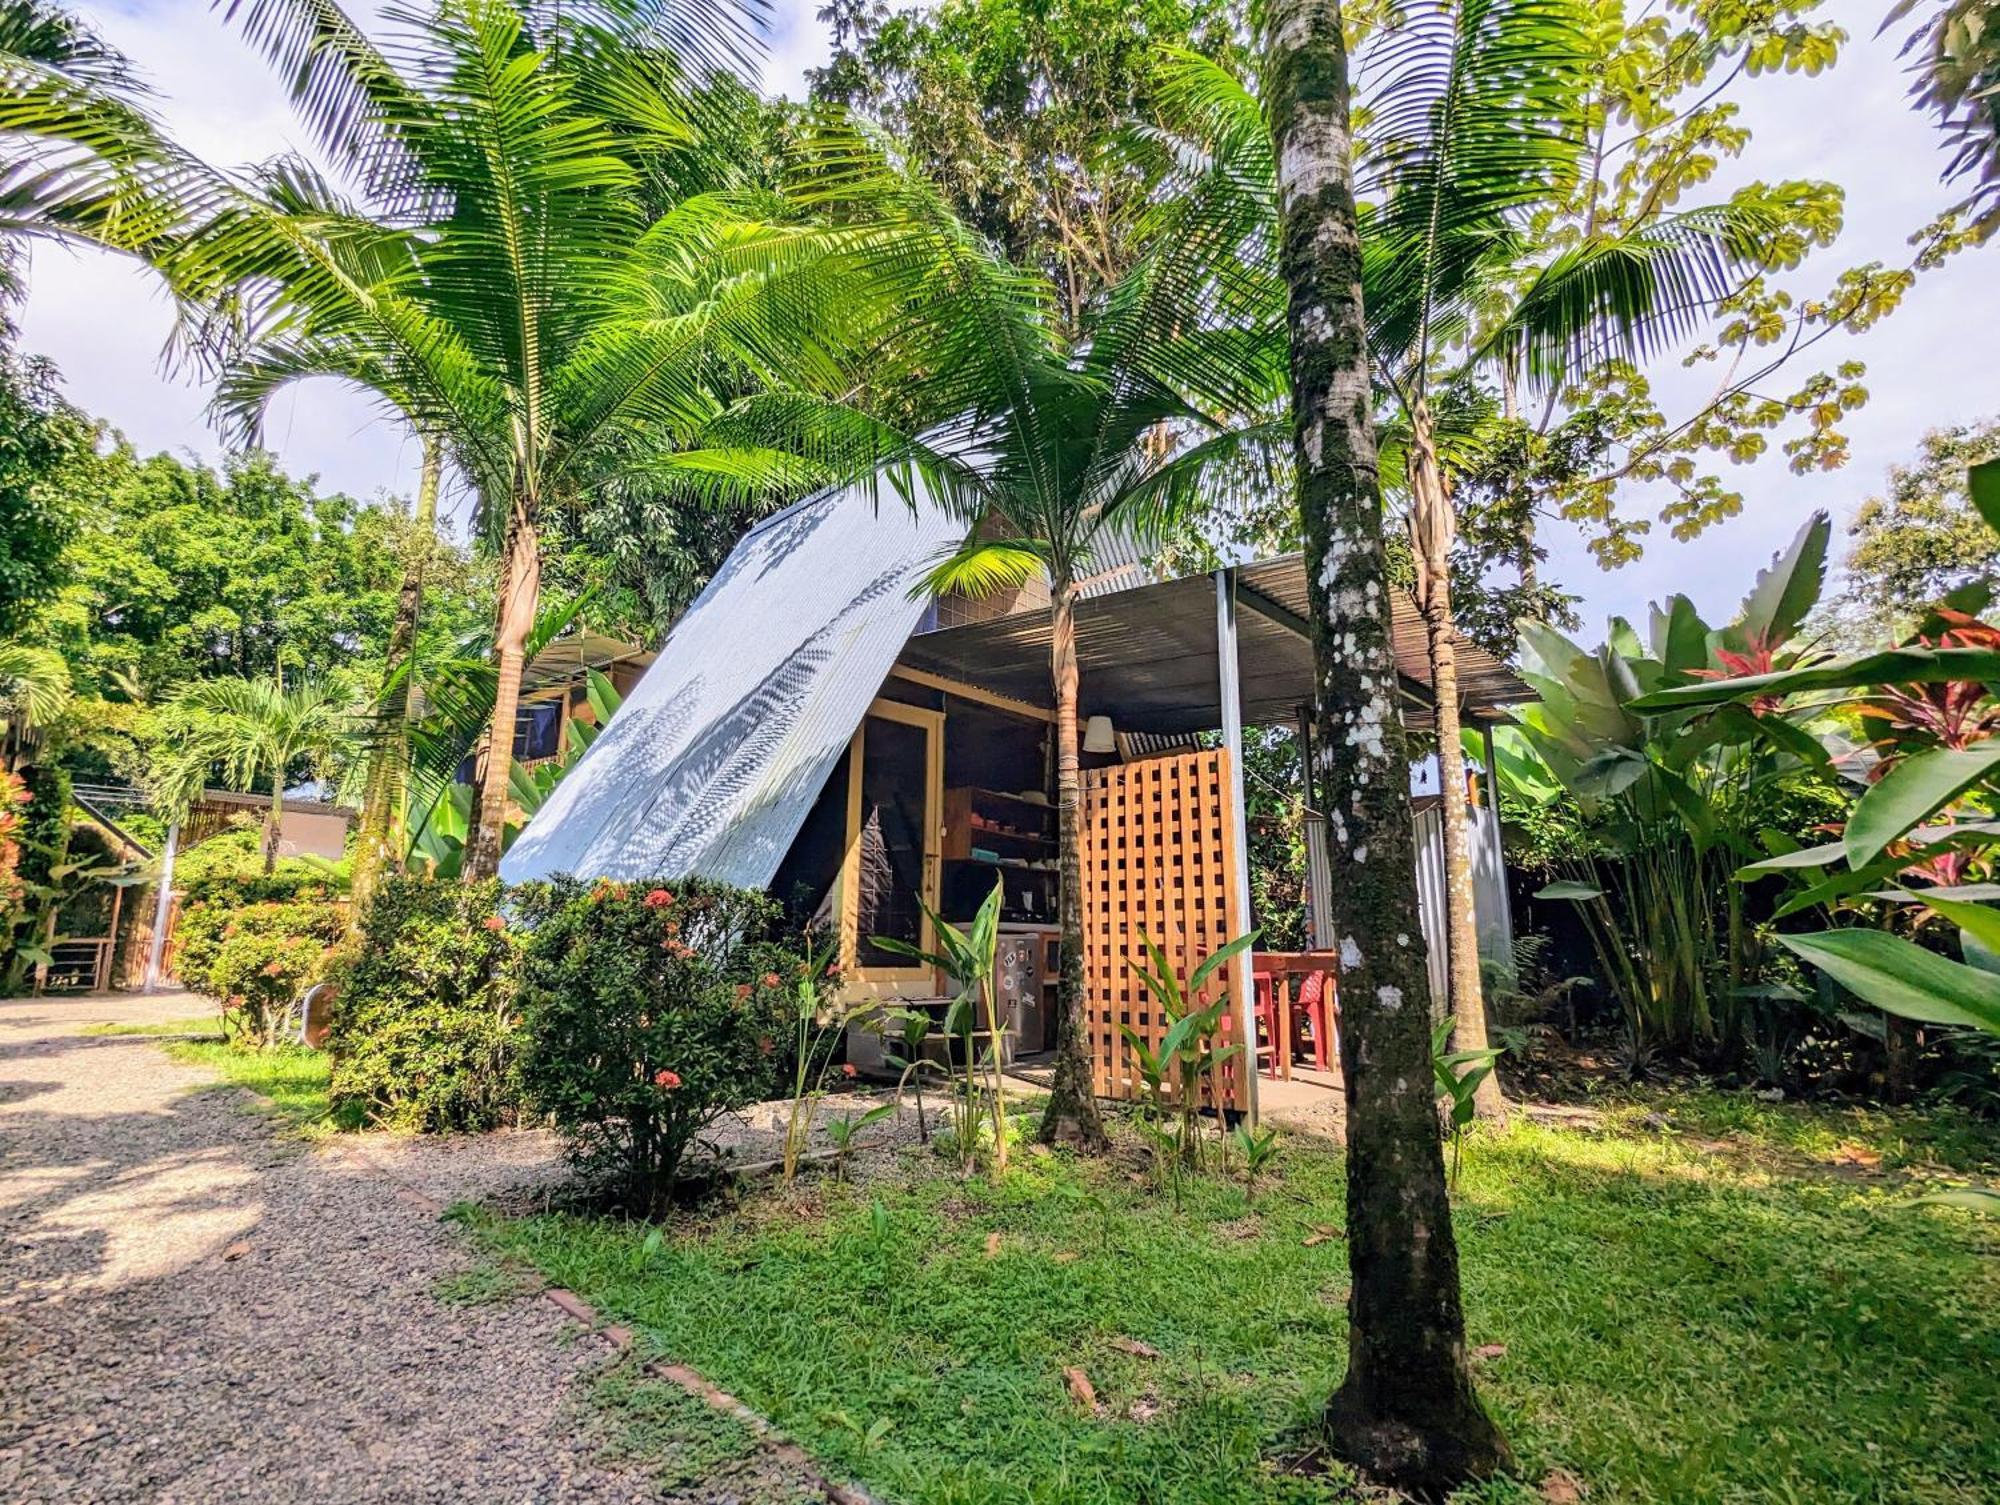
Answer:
[
  {"left": 466, "top": 1094, "right": 2000, "bottom": 1505},
  {"left": 162, "top": 1040, "right": 357, "bottom": 1133},
  {"left": 81, "top": 1015, "right": 221, "bottom": 1037}
]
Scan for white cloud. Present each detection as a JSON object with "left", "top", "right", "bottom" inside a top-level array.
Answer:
[{"left": 14, "top": 0, "right": 1992, "bottom": 636}]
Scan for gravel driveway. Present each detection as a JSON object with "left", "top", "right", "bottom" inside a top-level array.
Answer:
[{"left": 0, "top": 990, "right": 775, "bottom": 1504}]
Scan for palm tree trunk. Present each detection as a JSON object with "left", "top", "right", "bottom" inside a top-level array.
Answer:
[
  {"left": 1408, "top": 406, "right": 1506, "bottom": 1123},
  {"left": 1037, "top": 575, "right": 1109, "bottom": 1152},
  {"left": 1263, "top": 0, "right": 1510, "bottom": 1492},
  {"left": 463, "top": 495, "right": 540, "bottom": 882},
  {"left": 351, "top": 438, "right": 441, "bottom": 922},
  {"left": 263, "top": 766, "right": 283, "bottom": 875}
]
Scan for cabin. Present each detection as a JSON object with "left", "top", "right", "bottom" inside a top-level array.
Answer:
[{"left": 500, "top": 474, "right": 1528, "bottom": 1120}]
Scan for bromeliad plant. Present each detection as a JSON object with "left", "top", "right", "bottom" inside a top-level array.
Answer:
[
  {"left": 874, "top": 878, "right": 1009, "bottom": 1178},
  {"left": 1123, "top": 930, "right": 1258, "bottom": 1178}
]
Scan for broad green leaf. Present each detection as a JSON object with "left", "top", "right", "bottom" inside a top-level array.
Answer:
[
  {"left": 1846, "top": 743, "right": 2000, "bottom": 869},
  {"left": 1915, "top": 1187, "right": 2000, "bottom": 1214},
  {"left": 1913, "top": 890, "right": 2000, "bottom": 978},
  {"left": 1732, "top": 511, "right": 1830, "bottom": 650},
  {"left": 1971, "top": 458, "right": 2000, "bottom": 536},
  {"left": 1535, "top": 880, "right": 1603, "bottom": 900},
  {"left": 1630, "top": 646, "right": 2000, "bottom": 711},
  {"left": 1188, "top": 929, "right": 1259, "bottom": 999},
  {"left": 1779, "top": 928, "right": 2000, "bottom": 1034}
]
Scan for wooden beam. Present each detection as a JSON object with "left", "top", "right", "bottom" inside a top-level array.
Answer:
[{"left": 888, "top": 665, "right": 1054, "bottom": 722}]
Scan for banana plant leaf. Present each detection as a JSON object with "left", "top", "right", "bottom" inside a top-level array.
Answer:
[{"left": 1778, "top": 928, "right": 2000, "bottom": 1035}]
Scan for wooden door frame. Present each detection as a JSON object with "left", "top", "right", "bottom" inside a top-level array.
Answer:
[{"left": 837, "top": 697, "right": 945, "bottom": 996}]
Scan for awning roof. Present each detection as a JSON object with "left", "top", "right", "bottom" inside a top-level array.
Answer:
[{"left": 898, "top": 553, "right": 1529, "bottom": 735}]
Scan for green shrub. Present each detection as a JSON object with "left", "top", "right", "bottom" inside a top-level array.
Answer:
[
  {"left": 325, "top": 875, "right": 517, "bottom": 1132},
  {"left": 175, "top": 897, "right": 345, "bottom": 1048},
  {"left": 176, "top": 833, "right": 347, "bottom": 902},
  {"left": 512, "top": 876, "right": 793, "bottom": 1210}
]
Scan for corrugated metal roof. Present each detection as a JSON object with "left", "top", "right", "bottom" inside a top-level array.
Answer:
[{"left": 498, "top": 480, "right": 967, "bottom": 887}]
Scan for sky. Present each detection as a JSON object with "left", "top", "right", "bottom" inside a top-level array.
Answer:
[{"left": 15, "top": 0, "right": 1994, "bottom": 635}]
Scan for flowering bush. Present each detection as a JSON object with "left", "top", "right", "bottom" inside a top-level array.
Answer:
[
  {"left": 175, "top": 896, "right": 346, "bottom": 1048},
  {"left": 0, "top": 771, "right": 26, "bottom": 925},
  {"left": 511, "top": 875, "right": 793, "bottom": 1210},
  {"left": 325, "top": 876, "right": 517, "bottom": 1131}
]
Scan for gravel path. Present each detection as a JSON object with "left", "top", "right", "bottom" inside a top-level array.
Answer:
[{"left": 0, "top": 990, "right": 807, "bottom": 1505}]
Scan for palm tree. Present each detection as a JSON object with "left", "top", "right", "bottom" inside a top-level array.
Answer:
[
  {"left": 0, "top": 641, "right": 70, "bottom": 768},
  {"left": 790, "top": 138, "right": 1285, "bottom": 1151},
  {"left": 1260, "top": 0, "right": 1511, "bottom": 1491},
  {"left": 1, "top": 0, "right": 874, "bottom": 880},
  {"left": 348, "top": 434, "right": 441, "bottom": 920},
  {"left": 152, "top": 671, "right": 355, "bottom": 874},
  {"left": 1142, "top": 6, "right": 1767, "bottom": 1115}
]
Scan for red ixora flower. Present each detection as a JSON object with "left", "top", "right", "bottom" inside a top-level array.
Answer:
[
  {"left": 643, "top": 888, "right": 675, "bottom": 908},
  {"left": 735, "top": 983, "right": 752, "bottom": 1000},
  {"left": 259, "top": 960, "right": 285, "bottom": 977},
  {"left": 482, "top": 915, "right": 506, "bottom": 932},
  {"left": 653, "top": 1069, "right": 682, "bottom": 1090},
  {"left": 761, "top": 972, "right": 781, "bottom": 988},
  {"left": 841, "top": 1063, "right": 858, "bottom": 1079}
]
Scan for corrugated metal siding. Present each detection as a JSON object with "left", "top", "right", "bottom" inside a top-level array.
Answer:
[
  {"left": 1307, "top": 806, "right": 1510, "bottom": 1012},
  {"left": 499, "top": 482, "right": 967, "bottom": 888}
]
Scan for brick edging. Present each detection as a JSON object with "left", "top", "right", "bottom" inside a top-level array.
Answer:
[{"left": 331, "top": 1138, "right": 890, "bottom": 1505}]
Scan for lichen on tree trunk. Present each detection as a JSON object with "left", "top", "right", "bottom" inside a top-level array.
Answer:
[
  {"left": 1037, "top": 577, "right": 1109, "bottom": 1152},
  {"left": 1262, "top": 0, "right": 1511, "bottom": 1491},
  {"left": 463, "top": 496, "right": 540, "bottom": 883},
  {"left": 1408, "top": 406, "right": 1506, "bottom": 1123}
]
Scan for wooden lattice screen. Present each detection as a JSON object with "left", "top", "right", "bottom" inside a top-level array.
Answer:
[{"left": 1078, "top": 748, "right": 1247, "bottom": 1107}]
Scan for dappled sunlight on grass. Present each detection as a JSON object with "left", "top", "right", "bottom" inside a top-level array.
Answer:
[
  {"left": 472, "top": 1094, "right": 2000, "bottom": 1503},
  {"left": 163, "top": 1042, "right": 361, "bottom": 1135}
]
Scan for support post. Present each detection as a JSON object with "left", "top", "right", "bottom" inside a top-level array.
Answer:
[
  {"left": 1479, "top": 719, "right": 1514, "bottom": 955},
  {"left": 143, "top": 822, "right": 179, "bottom": 993},
  {"left": 1216, "top": 569, "right": 1259, "bottom": 1126},
  {"left": 1297, "top": 704, "right": 1332, "bottom": 951}
]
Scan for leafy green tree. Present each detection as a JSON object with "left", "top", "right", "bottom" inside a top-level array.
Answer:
[
  {"left": 790, "top": 131, "right": 1284, "bottom": 1151},
  {"left": 0, "top": 346, "right": 89, "bottom": 637},
  {"left": 2, "top": 0, "right": 869, "bottom": 881},
  {"left": 1826, "top": 415, "right": 2000, "bottom": 644},
  {"left": 151, "top": 671, "right": 356, "bottom": 874},
  {"left": 1261, "top": 0, "right": 1510, "bottom": 1489},
  {"left": 817, "top": 0, "right": 1245, "bottom": 333}
]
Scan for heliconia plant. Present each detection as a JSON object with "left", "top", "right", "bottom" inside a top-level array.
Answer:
[
  {"left": 1631, "top": 461, "right": 2000, "bottom": 1200},
  {"left": 1499, "top": 513, "right": 1837, "bottom": 1059}
]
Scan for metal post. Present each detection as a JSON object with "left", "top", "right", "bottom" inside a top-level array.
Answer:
[
  {"left": 1296, "top": 704, "right": 1331, "bottom": 951},
  {"left": 1216, "top": 569, "right": 1259, "bottom": 1127},
  {"left": 143, "top": 822, "right": 179, "bottom": 993},
  {"left": 1479, "top": 719, "right": 1515, "bottom": 955}
]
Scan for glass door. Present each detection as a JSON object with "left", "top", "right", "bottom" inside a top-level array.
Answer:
[{"left": 843, "top": 700, "right": 943, "bottom": 986}]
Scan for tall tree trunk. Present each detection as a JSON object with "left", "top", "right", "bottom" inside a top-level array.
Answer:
[
  {"left": 1037, "top": 574, "right": 1109, "bottom": 1152},
  {"left": 263, "top": 766, "right": 283, "bottom": 876},
  {"left": 463, "top": 496, "right": 539, "bottom": 882},
  {"left": 1263, "top": 1, "right": 1511, "bottom": 1493},
  {"left": 1408, "top": 404, "right": 1506, "bottom": 1123},
  {"left": 350, "top": 439, "right": 441, "bottom": 924}
]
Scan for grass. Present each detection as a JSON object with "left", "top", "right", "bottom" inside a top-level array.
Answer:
[
  {"left": 161, "top": 1040, "right": 361, "bottom": 1134},
  {"left": 81, "top": 1015, "right": 221, "bottom": 1037},
  {"left": 466, "top": 1095, "right": 2000, "bottom": 1505}
]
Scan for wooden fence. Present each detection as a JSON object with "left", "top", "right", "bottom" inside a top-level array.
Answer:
[{"left": 1078, "top": 748, "right": 1246, "bottom": 1107}]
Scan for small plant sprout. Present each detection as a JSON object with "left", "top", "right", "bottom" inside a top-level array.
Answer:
[
  {"left": 872, "top": 878, "right": 1009, "bottom": 1179},
  {"left": 1229, "top": 1123, "right": 1281, "bottom": 1202},
  {"left": 825, "top": 1102, "right": 895, "bottom": 1180},
  {"left": 1431, "top": 1018, "right": 1503, "bottom": 1189},
  {"left": 780, "top": 936, "right": 865, "bottom": 1185},
  {"left": 878, "top": 1005, "right": 939, "bottom": 1143},
  {"left": 1124, "top": 929, "right": 1258, "bottom": 1179}
]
